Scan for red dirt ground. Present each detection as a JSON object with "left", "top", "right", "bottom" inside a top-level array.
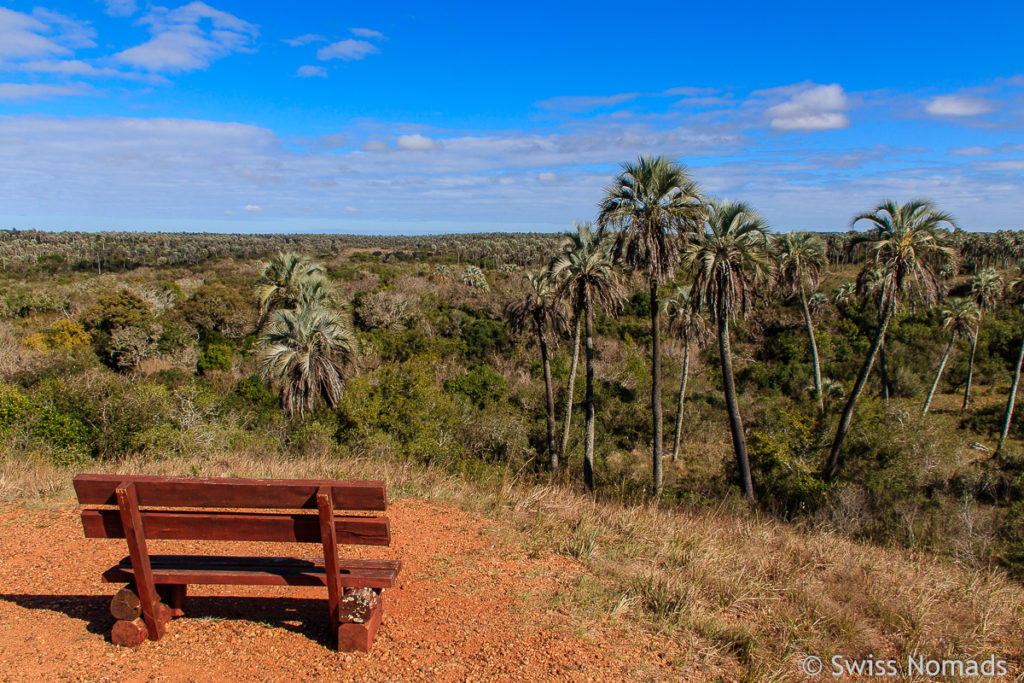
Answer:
[{"left": 0, "top": 499, "right": 690, "bottom": 682}]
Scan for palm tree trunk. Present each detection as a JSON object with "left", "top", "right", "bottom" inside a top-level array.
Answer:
[
  {"left": 559, "top": 314, "right": 582, "bottom": 460},
  {"left": 824, "top": 301, "right": 895, "bottom": 479},
  {"left": 718, "top": 304, "right": 754, "bottom": 502},
  {"left": 922, "top": 337, "right": 955, "bottom": 415},
  {"left": 962, "top": 324, "right": 979, "bottom": 412},
  {"left": 650, "top": 278, "right": 664, "bottom": 496},
  {"left": 584, "top": 295, "right": 596, "bottom": 491},
  {"left": 671, "top": 340, "right": 690, "bottom": 461},
  {"left": 879, "top": 340, "right": 891, "bottom": 400},
  {"left": 997, "top": 333, "right": 1024, "bottom": 453},
  {"left": 800, "top": 282, "right": 823, "bottom": 412},
  {"left": 537, "top": 316, "right": 558, "bottom": 473}
]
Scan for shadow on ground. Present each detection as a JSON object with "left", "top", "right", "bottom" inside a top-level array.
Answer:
[{"left": 0, "top": 593, "right": 336, "bottom": 648}]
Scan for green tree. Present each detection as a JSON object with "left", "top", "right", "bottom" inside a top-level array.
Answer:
[
  {"left": 506, "top": 270, "right": 566, "bottom": 473},
  {"left": 684, "top": 200, "right": 773, "bottom": 502},
  {"left": 922, "top": 298, "right": 979, "bottom": 415},
  {"left": 997, "top": 274, "right": 1024, "bottom": 453},
  {"left": 257, "top": 306, "right": 358, "bottom": 416},
  {"left": 664, "top": 285, "right": 710, "bottom": 462},
  {"left": 824, "top": 199, "right": 955, "bottom": 478},
  {"left": 598, "top": 155, "right": 705, "bottom": 495},
  {"left": 551, "top": 223, "right": 622, "bottom": 490},
  {"left": 81, "top": 289, "right": 150, "bottom": 332},
  {"left": 775, "top": 232, "right": 828, "bottom": 412},
  {"left": 963, "top": 267, "right": 1003, "bottom": 411}
]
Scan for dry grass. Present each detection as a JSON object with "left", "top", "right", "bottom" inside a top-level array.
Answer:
[{"left": 2, "top": 449, "right": 1022, "bottom": 680}]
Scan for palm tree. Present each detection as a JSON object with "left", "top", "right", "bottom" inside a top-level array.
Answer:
[
  {"left": 506, "top": 270, "right": 566, "bottom": 473},
  {"left": 256, "top": 252, "right": 324, "bottom": 326},
  {"left": 775, "top": 232, "right": 828, "bottom": 411},
  {"left": 833, "top": 282, "right": 856, "bottom": 307},
  {"left": 684, "top": 200, "right": 773, "bottom": 502},
  {"left": 922, "top": 298, "right": 980, "bottom": 414},
  {"left": 963, "top": 267, "right": 1004, "bottom": 411},
  {"left": 857, "top": 265, "right": 894, "bottom": 399},
  {"left": 598, "top": 155, "right": 705, "bottom": 495},
  {"left": 293, "top": 275, "right": 336, "bottom": 310},
  {"left": 664, "top": 285, "right": 710, "bottom": 462},
  {"left": 551, "top": 224, "right": 622, "bottom": 490},
  {"left": 550, "top": 222, "right": 612, "bottom": 465},
  {"left": 257, "top": 306, "right": 358, "bottom": 416},
  {"left": 997, "top": 273, "right": 1024, "bottom": 453},
  {"left": 824, "top": 199, "right": 955, "bottom": 478}
]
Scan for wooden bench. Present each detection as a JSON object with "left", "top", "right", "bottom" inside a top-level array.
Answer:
[{"left": 73, "top": 474, "right": 401, "bottom": 651}]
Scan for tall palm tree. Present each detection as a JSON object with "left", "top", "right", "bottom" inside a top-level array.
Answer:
[
  {"left": 922, "top": 298, "right": 980, "bottom": 414},
  {"left": 997, "top": 273, "right": 1024, "bottom": 453},
  {"left": 857, "top": 265, "right": 894, "bottom": 399},
  {"left": 256, "top": 252, "right": 324, "bottom": 326},
  {"left": 598, "top": 155, "right": 705, "bottom": 495},
  {"left": 684, "top": 200, "right": 773, "bottom": 502},
  {"left": 257, "top": 306, "right": 358, "bottom": 416},
  {"left": 824, "top": 199, "right": 955, "bottom": 479},
  {"left": 775, "top": 232, "right": 828, "bottom": 411},
  {"left": 551, "top": 222, "right": 613, "bottom": 464},
  {"left": 551, "top": 225, "right": 622, "bottom": 490},
  {"left": 963, "top": 267, "right": 1004, "bottom": 411},
  {"left": 664, "top": 285, "right": 710, "bottom": 461},
  {"left": 506, "top": 270, "right": 567, "bottom": 473}
]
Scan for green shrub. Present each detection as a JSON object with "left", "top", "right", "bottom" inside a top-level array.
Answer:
[
  {"left": 444, "top": 365, "right": 506, "bottom": 406},
  {"left": 461, "top": 318, "right": 510, "bottom": 359},
  {"left": 337, "top": 356, "right": 463, "bottom": 464},
  {"left": 198, "top": 343, "right": 232, "bottom": 374},
  {"left": 178, "top": 282, "right": 255, "bottom": 338},
  {"left": 746, "top": 406, "right": 829, "bottom": 514},
  {"left": 81, "top": 289, "right": 150, "bottom": 332},
  {"left": 0, "top": 383, "right": 30, "bottom": 425}
]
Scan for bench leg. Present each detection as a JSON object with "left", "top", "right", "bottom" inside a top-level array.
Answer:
[
  {"left": 157, "top": 584, "right": 187, "bottom": 618},
  {"left": 110, "top": 583, "right": 179, "bottom": 647},
  {"left": 336, "top": 588, "right": 384, "bottom": 652}
]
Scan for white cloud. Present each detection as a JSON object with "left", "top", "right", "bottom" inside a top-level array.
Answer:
[
  {"left": 950, "top": 146, "right": 993, "bottom": 156},
  {"left": 536, "top": 93, "right": 638, "bottom": 112},
  {"left": 344, "top": 206, "right": 359, "bottom": 213},
  {"left": 925, "top": 95, "right": 993, "bottom": 117},
  {"left": 765, "top": 83, "right": 850, "bottom": 131},
  {"left": 243, "top": 204, "right": 263, "bottom": 212},
  {"left": 296, "top": 65, "right": 327, "bottom": 78},
  {"left": 317, "top": 39, "right": 378, "bottom": 61},
  {"left": 114, "top": 2, "right": 257, "bottom": 73},
  {"left": 538, "top": 172, "right": 557, "bottom": 182},
  {"left": 283, "top": 33, "right": 325, "bottom": 47},
  {"left": 0, "top": 82, "right": 90, "bottom": 99},
  {"left": 0, "top": 7, "right": 94, "bottom": 60},
  {"left": 98, "top": 0, "right": 138, "bottom": 17},
  {"left": 349, "top": 28, "right": 383, "bottom": 39},
  {"left": 396, "top": 133, "right": 439, "bottom": 150}
]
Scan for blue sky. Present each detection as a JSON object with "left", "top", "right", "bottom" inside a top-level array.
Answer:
[{"left": 0, "top": 0, "right": 1022, "bottom": 234}]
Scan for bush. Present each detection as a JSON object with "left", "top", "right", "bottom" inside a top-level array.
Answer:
[
  {"left": 337, "top": 356, "right": 463, "bottom": 464},
  {"left": 444, "top": 365, "right": 506, "bottom": 406},
  {"left": 0, "top": 383, "right": 30, "bottom": 425},
  {"left": 178, "top": 282, "right": 255, "bottom": 338},
  {"left": 746, "top": 406, "right": 829, "bottom": 514},
  {"left": 461, "top": 318, "right": 510, "bottom": 359},
  {"left": 82, "top": 289, "right": 151, "bottom": 332},
  {"left": 198, "top": 344, "right": 232, "bottom": 374}
]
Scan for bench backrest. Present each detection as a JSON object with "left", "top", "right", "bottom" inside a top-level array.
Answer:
[{"left": 73, "top": 474, "right": 390, "bottom": 546}]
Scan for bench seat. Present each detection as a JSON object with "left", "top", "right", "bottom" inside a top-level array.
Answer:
[{"left": 102, "top": 555, "right": 402, "bottom": 589}]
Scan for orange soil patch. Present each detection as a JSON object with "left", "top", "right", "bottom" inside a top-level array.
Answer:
[{"left": 0, "top": 499, "right": 690, "bottom": 681}]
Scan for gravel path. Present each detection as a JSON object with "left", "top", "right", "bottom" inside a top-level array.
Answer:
[{"left": 0, "top": 499, "right": 687, "bottom": 681}]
